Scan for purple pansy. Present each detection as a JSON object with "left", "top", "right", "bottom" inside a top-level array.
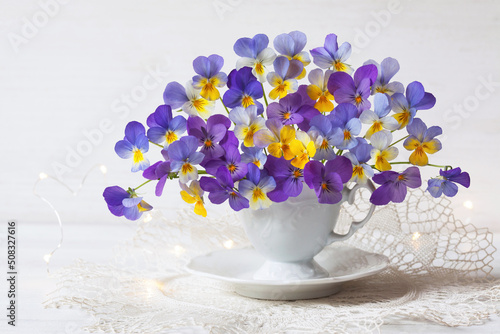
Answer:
[
  {"left": 239, "top": 163, "right": 276, "bottom": 210},
  {"left": 163, "top": 81, "right": 215, "bottom": 119},
  {"left": 146, "top": 105, "right": 187, "bottom": 148},
  {"left": 115, "top": 121, "right": 150, "bottom": 172},
  {"left": 328, "top": 103, "right": 361, "bottom": 150},
  {"left": 223, "top": 67, "right": 264, "bottom": 114},
  {"left": 142, "top": 161, "right": 172, "bottom": 197},
  {"left": 303, "top": 156, "right": 353, "bottom": 204},
  {"left": 364, "top": 57, "right": 404, "bottom": 95},
  {"left": 327, "top": 64, "right": 378, "bottom": 115},
  {"left": 103, "top": 186, "right": 152, "bottom": 220},
  {"left": 307, "top": 114, "right": 338, "bottom": 161},
  {"left": 264, "top": 156, "right": 304, "bottom": 202},
  {"left": 273, "top": 31, "right": 311, "bottom": 79},
  {"left": 234, "top": 33, "right": 276, "bottom": 83},
  {"left": 241, "top": 144, "right": 267, "bottom": 169},
  {"left": 370, "top": 167, "right": 422, "bottom": 205},
  {"left": 310, "top": 33, "right": 352, "bottom": 73},
  {"left": 199, "top": 166, "right": 250, "bottom": 211},
  {"left": 266, "top": 91, "right": 318, "bottom": 127},
  {"left": 167, "top": 136, "right": 205, "bottom": 184},
  {"left": 427, "top": 168, "right": 470, "bottom": 198},
  {"left": 392, "top": 81, "right": 436, "bottom": 129},
  {"left": 192, "top": 54, "right": 228, "bottom": 101},
  {"left": 267, "top": 56, "right": 303, "bottom": 100},
  {"left": 344, "top": 140, "right": 374, "bottom": 185},
  {"left": 187, "top": 114, "right": 231, "bottom": 164},
  {"left": 204, "top": 143, "right": 248, "bottom": 181},
  {"left": 359, "top": 93, "right": 399, "bottom": 138}
]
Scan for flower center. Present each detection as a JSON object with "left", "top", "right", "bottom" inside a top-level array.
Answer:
[
  {"left": 204, "top": 139, "right": 213, "bottom": 148},
  {"left": 133, "top": 149, "right": 144, "bottom": 164},
  {"left": 353, "top": 165, "right": 364, "bottom": 177},
  {"left": 252, "top": 187, "right": 265, "bottom": 201},
  {"left": 354, "top": 95, "right": 362, "bottom": 105},
  {"left": 166, "top": 131, "right": 178, "bottom": 144},
  {"left": 182, "top": 163, "right": 193, "bottom": 174},
  {"left": 293, "top": 169, "right": 302, "bottom": 178},
  {"left": 320, "top": 139, "right": 330, "bottom": 150},
  {"left": 241, "top": 95, "right": 254, "bottom": 108},
  {"left": 343, "top": 130, "right": 352, "bottom": 141},
  {"left": 228, "top": 164, "right": 237, "bottom": 173},
  {"left": 255, "top": 62, "right": 265, "bottom": 75},
  {"left": 334, "top": 61, "right": 347, "bottom": 72},
  {"left": 283, "top": 112, "right": 291, "bottom": 119}
]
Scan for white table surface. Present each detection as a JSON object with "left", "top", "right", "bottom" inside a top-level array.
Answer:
[{"left": 0, "top": 221, "right": 498, "bottom": 334}]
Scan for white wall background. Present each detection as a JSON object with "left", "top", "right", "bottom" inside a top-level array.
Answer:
[{"left": 2, "top": 0, "right": 500, "bottom": 232}]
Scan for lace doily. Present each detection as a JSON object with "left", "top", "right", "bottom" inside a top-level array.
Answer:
[{"left": 44, "top": 189, "right": 500, "bottom": 333}]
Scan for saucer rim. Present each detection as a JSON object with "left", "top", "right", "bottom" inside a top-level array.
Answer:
[{"left": 185, "top": 245, "right": 389, "bottom": 286}]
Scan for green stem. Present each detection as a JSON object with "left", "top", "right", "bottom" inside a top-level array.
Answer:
[
  {"left": 261, "top": 83, "right": 269, "bottom": 107},
  {"left": 337, "top": 149, "right": 344, "bottom": 156},
  {"left": 219, "top": 97, "right": 230, "bottom": 114},
  {"left": 389, "top": 135, "right": 409, "bottom": 147},
  {"left": 133, "top": 179, "right": 153, "bottom": 191},
  {"left": 149, "top": 140, "right": 164, "bottom": 148}
]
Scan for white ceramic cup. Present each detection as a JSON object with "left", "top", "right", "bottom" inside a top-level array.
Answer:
[{"left": 239, "top": 181, "right": 376, "bottom": 281}]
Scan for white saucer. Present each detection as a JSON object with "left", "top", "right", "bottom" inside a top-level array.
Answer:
[{"left": 186, "top": 245, "right": 389, "bottom": 300}]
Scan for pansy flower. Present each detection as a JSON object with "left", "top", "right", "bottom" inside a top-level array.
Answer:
[
  {"left": 146, "top": 105, "right": 187, "bottom": 148},
  {"left": 204, "top": 143, "right": 248, "bottom": 181},
  {"left": 273, "top": 31, "right": 311, "bottom": 79},
  {"left": 295, "top": 85, "right": 321, "bottom": 131},
  {"left": 234, "top": 34, "right": 276, "bottom": 83},
  {"left": 168, "top": 136, "right": 205, "bottom": 184},
  {"left": 427, "top": 167, "right": 470, "bottom": 198},
  {"left": 307, "top": 114, "right": 338, "bottom": 161},
  {"left": 239, "top": 163, "right": 276, "bottom": 210},
  {"left": 370, "top": 131, "right": 398, "bottom": 171},
  {"left": 344, "top": 140, "right": 374, "bottom": 185},
  {"left": 223, "top": 67, "right": 264, "bottom": 114},
  {"left": 142, "top": 161, "right": 171, "bottom": 196},
  {"left": 103, "top": 186, "right": 152, "bottom": 220},
  {"left": 192, "top": 54, "right": 228, "bottom": 101},
  {"left": 229, "top": 105, "right": 266, "bottom": 147},
  {"left": 327, "top": 64, "right": 378, "bottom": 115},
  {"left": 180, "top": 180, "right": 207, "bottom": 217},
  {"left": 115, "top": 121, "right": 150, "bottom": 172},
  {"left": 329, "top": 103, "right": 361, "bottom": 150},
  {"left": 267, "top": 56, "right": 303, "bottom": 100},
  {"left": 306, "top": 69, "right": 335, "bottom": 113},
  {"left": 187, "top": 115, "right": 230, "bottom": 164},
  {"left": 264, "top": 156, "right": 304, "bottom": 202},
  {"left": 370, "top": 167, "right": 422, "bottom": 205},
  {"left": 289, "top": 130, "right": 316, "bottom": 169},
  {"left": 403, "top": 118, "right": 442, "bottom": 166},
  {"left": 241, "top": 145, "right": 267, "bottom": 169},
  {"left": 253, "top": 118, "right": 298, "bottom": 160},
  {"left": 163, "top": 81, "right": 215, "bottom": 119},
  {"left": 359, "top": 93, "right": 399, "bottom": 138},
  {"left": 310, "top": 33, "right": 352, "bottom": 73},
  {"left": 200, "top": 166, "right": 249, "bottom": 211},
  {"left": 363, "top": 57, "right": 404, "bottom": 95},
  {"left": 392, "top": 81, "right": 436, "bottom": 129},
  {"left": 303, "top": 156, "right": 353, "bottom": 204}
]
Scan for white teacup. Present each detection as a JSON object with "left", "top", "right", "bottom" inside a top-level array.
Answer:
[{"left": 239, "top": 181, "right": 376, "bottom": 281}]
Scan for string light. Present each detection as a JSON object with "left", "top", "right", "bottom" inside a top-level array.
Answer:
[
  {"left": 143, "top": 213, "right": 153, "bottom": 223},
  {"left": 223, "top": 239, "right": 234, "bottom": 249},
  {"left": 463, "top": 200, "right": 474, "bottom": 210},
  {"left": 172, "top": 245, "right": 186, "bottom": 257},
  {"left": 412, "top": 232, "right": 421, "bottom": 241},
  {"left": 33, "top": 164, "right": 108, "bottom": 273}
]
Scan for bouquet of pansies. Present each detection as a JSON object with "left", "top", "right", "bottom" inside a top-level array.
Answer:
[{"left": 103, "top": 31, "right": 470, "bottom": 220}]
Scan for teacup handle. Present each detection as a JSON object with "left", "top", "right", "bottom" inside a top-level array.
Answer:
[{"left": 326, "top": 180, "right": 376, "bottom": 244}]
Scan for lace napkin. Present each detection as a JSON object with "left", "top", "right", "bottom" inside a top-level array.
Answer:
[{"left": 44, "top": 189, "right": 500, "bottom": 333}]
